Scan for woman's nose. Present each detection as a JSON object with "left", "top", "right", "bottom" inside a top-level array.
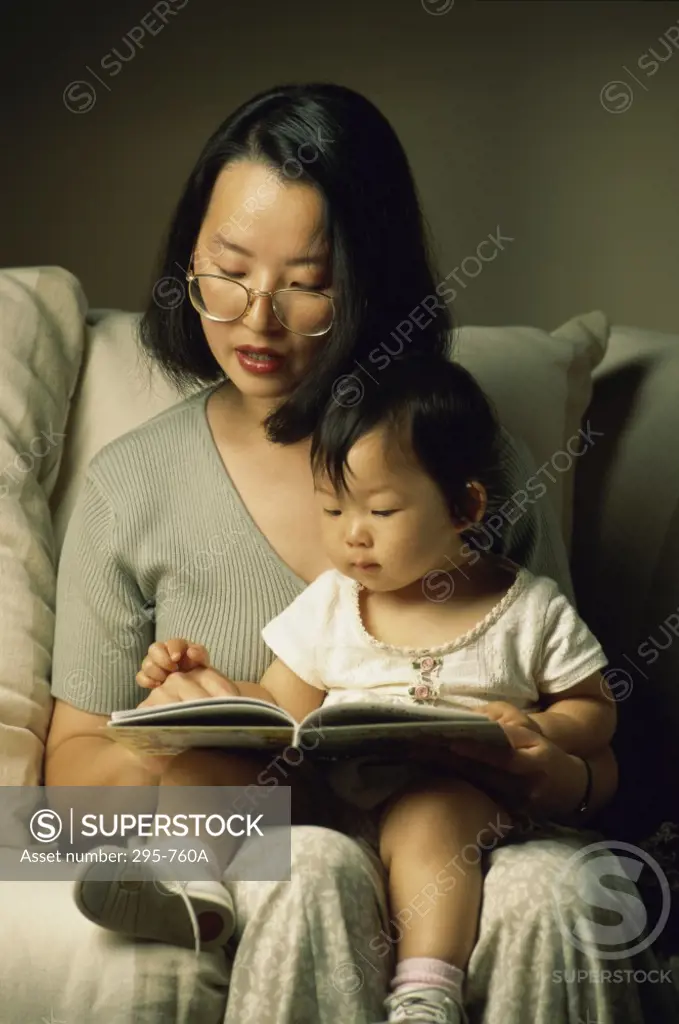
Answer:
[{"left": 243, "top": 291, "right": 284, "bottom": 334}]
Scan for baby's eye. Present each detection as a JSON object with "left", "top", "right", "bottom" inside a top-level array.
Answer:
[
  {"left": 323, "top": 508, "right": 342, "bottom": 517},
  {"left": 372, "top": 509, "right": 399, "bottom": 517}
]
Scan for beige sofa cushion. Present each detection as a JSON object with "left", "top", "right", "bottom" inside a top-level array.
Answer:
[
  {"left": 454, "top": 310, "right": 609, "bottom": 549},
  {"left": 50, "top": 310, "right": 182, "bottom": 553},
  {"left": 0, "top": 872, "right": 229, "bottom": 1024},
  {"left": 0, "top": 267, "right": 86, "bottom": 788}
]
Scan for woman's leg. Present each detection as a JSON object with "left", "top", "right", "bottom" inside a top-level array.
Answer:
[
  {"left": 157, "top": 749, "right": 275, "bottom": 876},
  {"left": 75, "top": 749, "right": 313, "bottom": 950},
  {"left": 160, "top": 747, "right": 332, "bottom": 825},
  {"left": 225, "top": 826, "right": 391, "bottom": 1024},
  {"left": 466, "top": 829, "right": 649, "bottom": 1024}
]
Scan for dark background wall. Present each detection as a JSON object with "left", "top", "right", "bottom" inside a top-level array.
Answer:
[{"left": 1, "top": 0, "right": 678, "bottom": 331}]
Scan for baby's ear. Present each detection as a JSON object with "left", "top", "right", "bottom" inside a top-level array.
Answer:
[
  {"left": 466, "top": 480, "right": 488, "bottom": 521},
  {"left": 452, "top": 480, "right": 487, "bottom": 530}
]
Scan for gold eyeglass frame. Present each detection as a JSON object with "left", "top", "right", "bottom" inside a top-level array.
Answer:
[{"left": 186, "top": 252, "right": 335, "bottom": 338}]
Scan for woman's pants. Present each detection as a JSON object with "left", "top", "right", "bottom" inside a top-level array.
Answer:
[{"left": 223, "top": 825, "right": 653, "bottom": 1024}]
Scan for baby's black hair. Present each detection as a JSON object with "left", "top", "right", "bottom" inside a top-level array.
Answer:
[{"left": 310, "top": 353, "right": 501, "bottom": 523}]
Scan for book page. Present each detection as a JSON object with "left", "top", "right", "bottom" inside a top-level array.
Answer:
[
  {"left": 301, "top": 699, "right": 495, "bottom": 729},
  {"left": 298, "top": 702, "right": 508, "bottom": 754},
  {"left": 108, "top": 697, "right": 295, "bottom": 728},
  {"left": 106, "top": 724, "right": 295, "bottom": 755}
]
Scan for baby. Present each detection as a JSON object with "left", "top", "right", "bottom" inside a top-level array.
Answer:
[{"left": 79, "top": 353, "right": 617, "bottom": 1024}]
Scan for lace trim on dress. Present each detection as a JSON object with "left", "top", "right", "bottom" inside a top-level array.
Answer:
[{"left": 350, "top": 566, "right": 532, "bottom": 658}]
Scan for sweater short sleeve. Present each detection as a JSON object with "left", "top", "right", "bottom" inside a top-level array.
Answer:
[
  {"left": 261, "top": 570, "right": 341, "bottom": 690},
  {"left": 51, "top": 468, "right": 152, "bottom": 715},
  {"left": 536, "top": 583, "right": 608, "bottom": 694}
]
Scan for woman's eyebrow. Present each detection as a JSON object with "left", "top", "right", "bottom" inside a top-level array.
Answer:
[{"left": 209, "top": 233, "right": 326, "bottom": 267}]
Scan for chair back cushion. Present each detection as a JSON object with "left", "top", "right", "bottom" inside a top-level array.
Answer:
[{"left": 0, "top": 267, "right": 85, "bottom": 798}]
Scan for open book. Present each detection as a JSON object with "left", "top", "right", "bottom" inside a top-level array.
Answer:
[{"left": 106, "top": 697, "right": 508, "bottom": 756}]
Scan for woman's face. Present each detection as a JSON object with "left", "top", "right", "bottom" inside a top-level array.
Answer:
[{"left": 192, "top": 160, "right": 332, "bottom": 404}]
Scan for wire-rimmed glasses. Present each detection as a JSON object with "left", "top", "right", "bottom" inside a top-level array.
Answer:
[{"left": 186, "top": 263, "right": 334, "bottom": 337}]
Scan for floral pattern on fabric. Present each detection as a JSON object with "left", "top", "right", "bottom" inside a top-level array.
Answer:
[{"left": 408, "top": 655, "right": 443, "bottom": 704}]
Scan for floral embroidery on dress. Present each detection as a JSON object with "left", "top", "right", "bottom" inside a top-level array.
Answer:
[{"left": 408, "top": 654, "right": 443, "bottom": 704}]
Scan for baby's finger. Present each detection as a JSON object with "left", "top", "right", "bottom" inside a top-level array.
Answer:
[
  {"left": 478, "top": 701, "right": 514, "bottom": 721},
  {"left": 478, "top": 706, "right": 504, "bottom": 722},
  {"left": 147, "top": 641, "right": 177, "bottom": 671},
  {"left": 140, "top": 656, "right": 170, "bottom": 683},
  {"left": 165, "top": 638, "right": 190, "bottom": 664},
  {"left": 186, "top": 643, "right": 210, "bottom": 668},
  {"left": 136, "top": 670, "right": 163, "bottom": 689}
]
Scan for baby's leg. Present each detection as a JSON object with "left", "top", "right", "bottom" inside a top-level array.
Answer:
[{"left": 378, "top": 779, "right": 512, "bottom": 1021}]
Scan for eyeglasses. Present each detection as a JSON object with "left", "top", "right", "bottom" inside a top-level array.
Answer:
[{"left": 186, "top": 262, "right": 334, "bottom": 338}]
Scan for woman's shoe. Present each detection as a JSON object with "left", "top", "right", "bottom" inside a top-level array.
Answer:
[{"left": 73, "top": 846, "right": 235, "bottom": 954}]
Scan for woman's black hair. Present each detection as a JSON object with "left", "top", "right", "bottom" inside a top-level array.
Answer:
[
  {"left": 139, "top": 82, "right": 453, "bottom": 443},
  {"left": 310, "top": 352, "right": 501, "bottom": 524}
]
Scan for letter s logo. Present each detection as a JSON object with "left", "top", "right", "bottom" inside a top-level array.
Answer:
[
  {"left": 29, "top": 809, "right": 63, "bottom": 843},
  {"left": 554, "top": 841, "right": 670, "bottom": 960}
]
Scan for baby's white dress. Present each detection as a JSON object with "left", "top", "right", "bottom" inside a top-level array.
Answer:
[{"left": 261, "top": 564, "right": 608, "bottom": 813}]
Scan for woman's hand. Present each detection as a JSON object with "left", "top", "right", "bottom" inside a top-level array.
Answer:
[
  {"left": 137, "top": 667, "right": 240, "bottom": 709},
  {"left": 137, "top": 639, "right": 211, "bottom": 689},
  {"left": 478, "top": 701, "right": 543, "bottom": 734}
]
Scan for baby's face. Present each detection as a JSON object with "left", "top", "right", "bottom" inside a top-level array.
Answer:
[{"left": 314, "top": 425, "right": 464, "bottom": 593}]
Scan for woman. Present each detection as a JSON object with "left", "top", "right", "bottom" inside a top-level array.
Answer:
[{"left": 45, "top": 83, "right": 645, "bottom": 1024}]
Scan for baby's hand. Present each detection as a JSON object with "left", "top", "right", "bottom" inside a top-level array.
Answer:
[
  {"left": 136, "top": 639, "right": 210, "bottom": 689},
  {"left": 478, "top": 701, "right": 543, "bottom": 734}
]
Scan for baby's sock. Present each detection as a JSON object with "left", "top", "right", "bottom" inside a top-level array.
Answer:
[{"left": 392, "top": 957, "right": 465, "bottom": 1006}]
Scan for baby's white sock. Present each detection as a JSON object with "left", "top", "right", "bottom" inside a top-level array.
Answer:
[{"left": 392, "top": 957, "right": 465, "bottom": 1005}]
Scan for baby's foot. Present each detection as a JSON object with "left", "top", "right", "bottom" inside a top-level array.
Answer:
[
  {"left": 73, "top": 846, "right": 235, "bottom": 954},
  {"left": 379, "top": 986, "right": 467, "bottom": 1023}
]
